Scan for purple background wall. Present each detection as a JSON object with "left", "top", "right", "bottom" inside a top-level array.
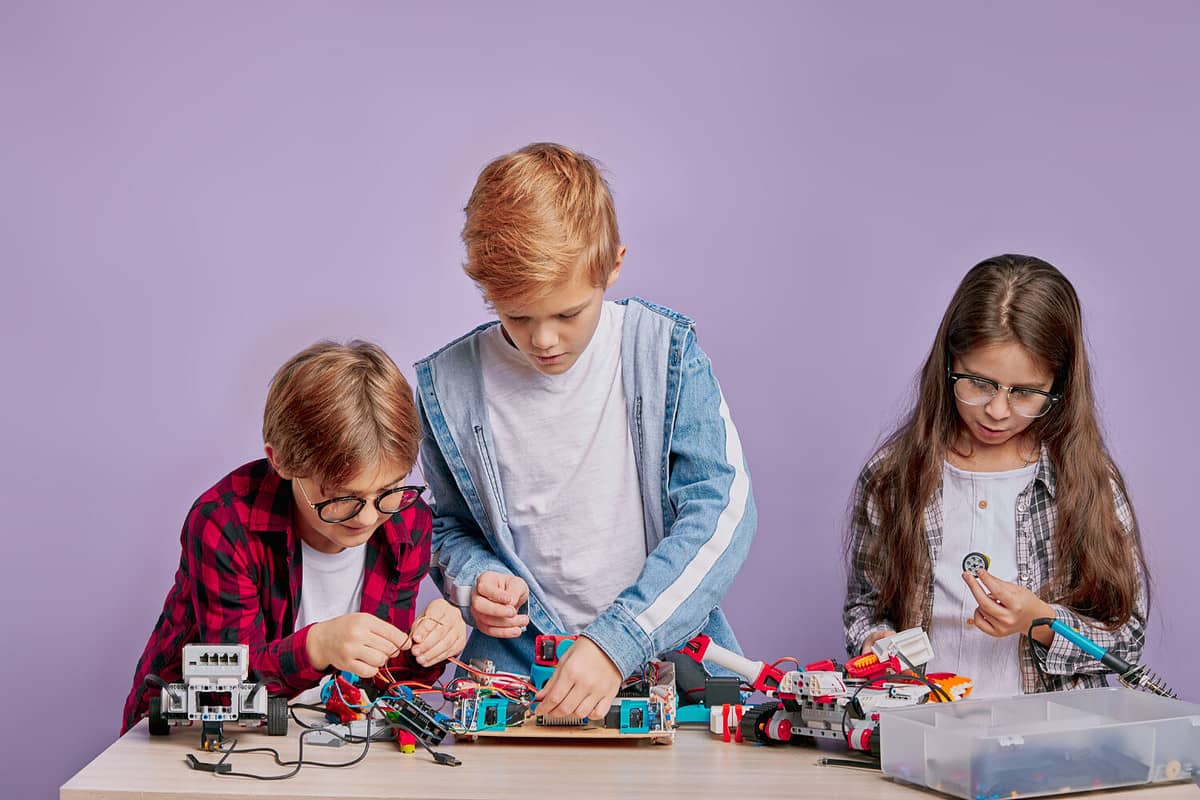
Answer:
[{"left": 3, "top": 2, "right": 1198, "bottom": 797}]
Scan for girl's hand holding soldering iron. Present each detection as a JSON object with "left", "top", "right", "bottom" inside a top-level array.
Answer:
[{"left": 963, "top": 568, "right": 1055, "bottom": 646}]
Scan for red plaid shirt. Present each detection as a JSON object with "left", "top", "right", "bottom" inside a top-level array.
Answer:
[{"left": 121, "top": 459, "right": 441, "bottom": 733}]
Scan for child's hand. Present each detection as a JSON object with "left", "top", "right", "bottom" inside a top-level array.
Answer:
[
  {"left": 862, "top": 629, "right": 897, "bottom": 655},
  {"left": 963, "top": 568, "right": 1055, "bottom": 639},
  {"left": 470, "top": 571, "right": 530, "bottom": 638},
  {"left": 410, "top": 598, "right": 468, "bottom": 667},
  {"left": 533, "top": 637, "right": 621, "bottom": 720},
  {"left": 306, "top": 612, "right": 413, "bottom": 677}
]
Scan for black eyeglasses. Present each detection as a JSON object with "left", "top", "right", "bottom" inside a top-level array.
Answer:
[
  {"left": 947, "top": 369, "right": 1061, "bottom": 419},
  {"left": 293, "top": 479, "right": 426, "bottom": 524}
]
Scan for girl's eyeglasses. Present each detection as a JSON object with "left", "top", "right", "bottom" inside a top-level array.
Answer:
[{"left": 947, "top": 369, "right": 1061, "bottom": 419}]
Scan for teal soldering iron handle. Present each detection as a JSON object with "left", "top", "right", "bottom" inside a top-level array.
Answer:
[
  {"left": 1030, "top": 617, "right": 1175, "bottom": 698},
  {"left": 1033, "top": 617, "right": 1128, "bottom": 671}
]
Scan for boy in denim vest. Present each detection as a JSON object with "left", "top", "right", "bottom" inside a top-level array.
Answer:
[{"left": 417, "top": 143, "right": 756, "bottom": 719}]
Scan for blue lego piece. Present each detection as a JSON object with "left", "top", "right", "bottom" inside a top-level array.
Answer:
[
  {"left": 531, "top": 663, "right": 555, "bottom": 691},
  {"left": 676, "top": 705, "right": 710, "bottom": 724},
  {"left": 619, "top": 699, "right": 650, "bottom": 734},
  {"left": 478, "top": 698, "right": 509, "bottom": 731}
]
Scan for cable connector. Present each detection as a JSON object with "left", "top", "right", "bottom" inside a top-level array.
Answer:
[{"left": 185, "top": 754, "right": 231, "bottom": 773}]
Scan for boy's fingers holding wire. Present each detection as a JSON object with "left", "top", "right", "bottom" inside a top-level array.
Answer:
[
  {"left": 346, "top": 659, "right": 381, "bottom": 679},
  {"left": 475, "top": 572, "right": 517, "bottom": 605},
  {"left": 361, "top": 630, "right": 406, "bottom": 661},
  {"left": 471, "top": 593, "right": 518, "bottom": 619},
  {"left": 414, "top": 633, "right": 465, "bottom": 667},
  {"left": 476, "top": 621, "right": 527, "bottom": 639},
  {"left": 500, "top": 575, "right": 529, "bottom": 605},
  {"left": 366, "top": 617, "right": 414, "bottom": 653},
  {"left": 473, "top": 609, "right": 528, "bottom": 635}
]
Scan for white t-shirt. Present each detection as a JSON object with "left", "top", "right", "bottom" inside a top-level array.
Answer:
[
  {"left": 479, "top": 301, "right": 648, "bottom": 634},
  {"left": 292, "top": 540, "right": 367, "bottom": 704},
  {"left": 928, "top": 460, "right": 1037, "bottom": 698}
]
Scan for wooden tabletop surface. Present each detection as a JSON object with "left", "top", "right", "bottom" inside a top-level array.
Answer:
[{"left": 61, "top": 720, "right": 1199, "bottom": 800}]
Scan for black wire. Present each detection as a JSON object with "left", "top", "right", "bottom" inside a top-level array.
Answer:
[
  {"left": 191, "top": 725, "right": 374, "bottom": 780},
  {"left": 287, "top": 703, "right": 329, "bottom": 730},
  {"left": 288, "top": 699, "right": 461, "bottom": 766},
  {"left": 818, "top": 757, "right": 883, "bottom": 770},
  {"left": 839, "top": 671, "right": 953, "bottom": 748},
  {"left": 1026, "top": 618, "right": 1055, "bottom": 692}
]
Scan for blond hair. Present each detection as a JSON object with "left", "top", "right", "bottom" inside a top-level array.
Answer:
[
  {"left": 262, "top": 341, "right": 419, "bottom": 488},
  {"left": 462, "top": 142, "right": 621, "bottom": 306}
]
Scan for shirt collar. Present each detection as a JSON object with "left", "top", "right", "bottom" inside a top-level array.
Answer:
[
  {"left": 1033, "top": 443, "right": 1056, "bottom": 499},
  {"left": 248, "top": 462, "right": 294, "bottom": 534}
]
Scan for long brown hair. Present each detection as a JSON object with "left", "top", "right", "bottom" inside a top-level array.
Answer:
[{"left": 854, "top": 254, "right": 1148, "bottom": 630}]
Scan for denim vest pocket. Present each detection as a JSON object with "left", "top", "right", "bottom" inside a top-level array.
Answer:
[{"left": 473, "top": 425, "right": 508, "bottom": 523}]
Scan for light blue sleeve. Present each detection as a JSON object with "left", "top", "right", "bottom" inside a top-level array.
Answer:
[{"left": 583, "top": 333, "right": 757, "bottom": 677}]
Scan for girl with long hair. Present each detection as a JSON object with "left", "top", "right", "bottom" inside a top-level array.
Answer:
[{"left": 843, "top": 254, "right": 1149, "bottom": 695}]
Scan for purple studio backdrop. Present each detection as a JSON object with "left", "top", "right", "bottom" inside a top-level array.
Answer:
[{"left": 3, "top": 2, "right": 1199, "bottom": 797}]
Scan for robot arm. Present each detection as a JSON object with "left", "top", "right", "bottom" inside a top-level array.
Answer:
[{"left": 677, "top": 635, "right": 785, "bottom": 693}]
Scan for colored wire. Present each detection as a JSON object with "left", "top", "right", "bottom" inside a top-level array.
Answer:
[{"left": 186, "top": 726, "right": 372, "bottom": 780}]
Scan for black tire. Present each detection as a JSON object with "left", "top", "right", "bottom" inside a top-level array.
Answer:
[
  {"left": 267, "top": 695, "right": 288, "bottom": 736},
  {"left": 148, "top": 696, "right": 170, "bottom": 736},
  {"left": 739, "top": 701, "right": 782, "bottom": 745}
]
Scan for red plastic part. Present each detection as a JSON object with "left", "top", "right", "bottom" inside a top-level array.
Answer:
[
  {"left": 533, "top": 634, "right": 577, "bottom": 666},
  {"left": 769, "top": 718, "right": 792, "bottom": 742},
  {"left": 324, "top": 675, "right": 366, "bottom": 724},
  {"left": 678, "top": 634, "right": 712, "bottom": 664}
]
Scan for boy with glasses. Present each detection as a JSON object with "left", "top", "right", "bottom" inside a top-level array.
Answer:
[
  {"left": 417, "top": 143, "right": 757, "bottom": 721},
  {"left": 121, "top": 341, "right": 466, "bottom": 733}
]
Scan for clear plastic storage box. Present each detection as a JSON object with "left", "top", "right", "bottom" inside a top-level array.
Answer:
[{"left": 880, "top": 688, "right": 1200, "bottom": 799}]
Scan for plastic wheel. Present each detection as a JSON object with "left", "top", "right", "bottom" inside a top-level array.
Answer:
[
  {"left": 267, "top": 695, "right": 288, "bottom": 736},
  {"left": 962, "top": 551, "right": 990, "bottom": 576},
  {"left": 739, "top": 702, "right": 782, "bottom": 745},
  {"left": 148, "top": 696, "right": 170, "bottom": 736}
]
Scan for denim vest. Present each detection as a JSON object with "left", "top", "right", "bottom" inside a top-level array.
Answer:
[{"left": 414, "top": 298, "right": 756, "bottom": 677}]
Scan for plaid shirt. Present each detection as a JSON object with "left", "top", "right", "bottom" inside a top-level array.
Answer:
[
  {"left": 121, "top": 459, "right": 441, "bottom": 733},
  {"left": 844, "top": 445, "right": 1146, "bottom": 694}
]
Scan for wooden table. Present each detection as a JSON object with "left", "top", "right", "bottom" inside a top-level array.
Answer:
[{"left": 62, "top": 721, "right": 1198, "bottom": 800}]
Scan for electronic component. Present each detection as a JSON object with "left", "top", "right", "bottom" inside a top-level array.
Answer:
[
  {"left": 703, "top": 676, "right": 741, "bottom": 707},
  {"left": 450, "top": 655, "right": 676, "bottom": 743},
  {"left": 534, "top": 634, "right": 577, "bottom": 666},
  {"left": 147, "top": 644, "right": 287, "bottom": 750},
  {"left": 380, "top": 686, "right": 453, "bottom": 747}
]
